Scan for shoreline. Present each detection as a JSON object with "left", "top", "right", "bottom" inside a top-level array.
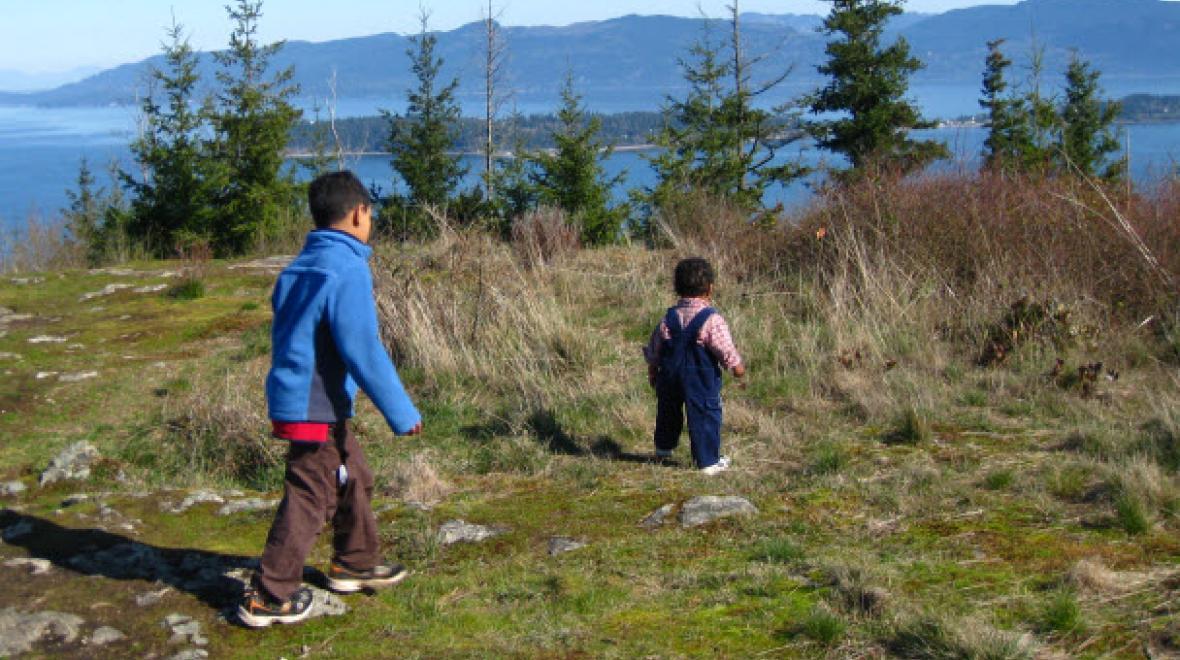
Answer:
[{"left": 285, "top": 143, "right": 663, "bottom": 159}]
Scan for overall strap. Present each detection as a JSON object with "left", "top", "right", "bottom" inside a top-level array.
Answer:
[
  {"left": 664, "top": 307, "right": 684, "bottom": 338},
  {"left": 683, "top": 307, "right": 716, "bottom": 342}
]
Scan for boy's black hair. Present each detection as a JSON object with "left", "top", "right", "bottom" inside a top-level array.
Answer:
[
  {"left": 308, "top": 171, "right": 371, "bottom": 229},
  {"left": 674, "top": 257, "right": 715, "bottom": 297}
]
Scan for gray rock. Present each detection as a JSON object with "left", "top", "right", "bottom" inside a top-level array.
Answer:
[
  {"left": 0, "top": 352, "right": 22, "bottom": 361},
  {"left": 79, "top": 283, "right": 133, "bottom": 302},
  {"left": 163, "top": 613, "right": 208, "bottom": 646},
  {"left": 39, "top": 442, "right": 100, "bottom": 486},
  {"left": 640, "top": 504, "right": 676, "bottom": 529},
  {"left": 547, "top": 536, "right": 587, "bottom": 556},
  {"left": 4, "top": 557, "right": 52, "bottom": 575},
  {"left": 168, "top": 650, "right": 209, "bottom": 660},
  {"left": 308, "top": 586, "right": 349, "bottom": 618},
  {"left": 27, "top": 335, "right": 67, "bottom": 344},
  {"left": 227, "top": 255, "right": 294, "bottom": 272},
  {"left": 61, "top": 494, "right": 91, "bottom": 507},
  {"left": 678, "top": 496, "right": 758, "bottom": 528},
  {"left": 133, "top": 284, "right": 169, "bottom": 294},
  {"left": 10, "top": 277, "right": 45, "bottom": 285},
  {"left": 89, "top": 625, "right": 126, "bottom": 646},
  {"left": 0, "top": 480, "right": 25, "bottom": 497},
  {"left": 216, "top": 498, "right": 278, "bottom": 516},
  {"left": 165, "top": 490, "right": 224, "bottom": 514},
  {"left": 0, "top": 311, "right": 34, "bottom": 324},
  {"left": 136, "top": 587, "right": 172, "bottom": 607},
  {"left": 59, "top": 371, "right": 99, "bottom": 383},
  {"left": 2, "top": 520, "right": 33, "bottom": 542},
  {"left": 0, "top": 608, "right": 85, "bottom": 656},
  {"left": 437, "top": 519, "right": 506, "bottom": 546}
]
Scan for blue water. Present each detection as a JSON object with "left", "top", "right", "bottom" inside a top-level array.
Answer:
[{"left": 2, "top": 88, "right": 1179, "bottom": 229}]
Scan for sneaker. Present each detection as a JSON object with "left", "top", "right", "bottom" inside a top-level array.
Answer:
[
  {"left": 654, "top": 449, "right": 674, "bottom": 460},
  {"left": 237, "top": 585, "right": 314, "bottom": 628},
  {"left": 700, "top": 456, "right": 731, "bottom": 476},
  {"left": 326, "top": 561, "right": 408, "bottom": 593}
]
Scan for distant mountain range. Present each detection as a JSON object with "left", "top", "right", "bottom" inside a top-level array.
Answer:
[
  {"left": 0, "top": 66, "right": 102, "bottom": 93},
  {"left": 2, "top": 0, "right": 1179, "bottom": 111}
]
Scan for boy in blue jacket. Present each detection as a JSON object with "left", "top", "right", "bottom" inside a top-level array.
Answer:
[{"left": 238, "top": 171, "right": 423, "bottom": 628}]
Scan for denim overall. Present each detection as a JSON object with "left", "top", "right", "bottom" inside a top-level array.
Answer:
[{"left": 654, "top": 306, "right": 723, "bottom": 468}]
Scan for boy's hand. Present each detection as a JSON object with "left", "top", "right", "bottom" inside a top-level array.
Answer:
[
  {"left": 732, "top": 364, "right": 748, "bottom": 390},
  {"left": 648, "top": 364, "right": 659, "bottom": 390},
  {"left": 403, "top": 422, "right": 423, "bottom": 436}
]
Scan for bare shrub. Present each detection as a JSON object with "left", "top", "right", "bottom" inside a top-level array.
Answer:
[
  {"left": 788, "top": 172, "right": 1180, "bottom": 322},
  {"left": 510, "top": 207, "right": 580, "bottom": 267},
  {"left": 0, "top": 214, "right": 84, "bottom": 274}
]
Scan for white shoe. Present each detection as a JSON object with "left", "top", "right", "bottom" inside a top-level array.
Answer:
[{"left": 700, "top": 456, "right": 730, "bottom": 475}]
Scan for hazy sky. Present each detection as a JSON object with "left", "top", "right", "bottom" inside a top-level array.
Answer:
[{"left": 1, "top": 0, "right": 1025, "bottom": 73}]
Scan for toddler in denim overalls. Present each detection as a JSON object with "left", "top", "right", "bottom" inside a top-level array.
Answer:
[{"left": 644, "top": 258, "right": 746, "bottom": 474}]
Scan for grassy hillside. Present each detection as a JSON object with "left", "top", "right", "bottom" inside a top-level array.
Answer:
[{"left": 2, "top": 174, "right": 1180, "bottom": 657}]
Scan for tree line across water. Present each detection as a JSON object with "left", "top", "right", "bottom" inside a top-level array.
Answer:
[{"left": 61, "top": 0, "right": 1133, "bottom": 264}]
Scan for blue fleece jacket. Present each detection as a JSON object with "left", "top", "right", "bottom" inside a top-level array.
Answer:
[{"left": 266, "top": 230, "right": 421, "bottom": 435}]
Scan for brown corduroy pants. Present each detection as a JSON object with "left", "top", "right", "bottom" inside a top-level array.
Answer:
[{"left": 257, "top": 423, "right": 380, "bottom": 601}]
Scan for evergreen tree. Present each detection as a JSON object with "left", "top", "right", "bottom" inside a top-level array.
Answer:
[
  {"left": 646, "top": 29, "right": 740, "bottom": 211},
  {"left": 122, "top": 19, "right": 215, "bottom": 255},
  {"left": 63, "top": 158, "right": 102, "bottom": 261},
  {"left": 1021, "top": 42, "right": 1060, "bottom": 174},
  {"left": 385, "top": 14, "right": 466, "bottom": 215},
  {"left": 1058, "top": 53, "right": 1125, "bottom": 179},
  {"left": 808, "top": 0, "right": 948, "bottom": 175},
  {"left": 207, "top": 0, "right": 302, "bottom": 255},
  {"left": 531, "top": 74, "right": 628, "bottom": 246},
  {"left": 64, "top": 159, "right": 135, "bottom": 265},
  {"left": 980, "top": 39, "right": 1034, "bottom": 173},
  {"left": 643, "top": 14, "right": 804, "bottom": 225},
  {"left": 491, "top": 110, "right": 538, "bottom": 234}
]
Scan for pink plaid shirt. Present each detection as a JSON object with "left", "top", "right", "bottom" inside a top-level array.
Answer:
[{"left": 643, "top": 298, "right": 743, "bottom": 371}]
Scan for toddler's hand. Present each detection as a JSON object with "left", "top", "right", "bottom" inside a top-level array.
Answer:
[{"left": 732, "top": 364, "right": 748, "bottom": 390}]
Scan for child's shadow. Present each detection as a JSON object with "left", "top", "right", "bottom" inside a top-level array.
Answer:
[
  {"left": 0, "top": 509, "right": 276, "bottom": 616},
  {"left": 461, "top": 410, "right": 681, "bottom": 467},
  {"left": 525, "top": 409, "right": 679, "bottom": 466}
]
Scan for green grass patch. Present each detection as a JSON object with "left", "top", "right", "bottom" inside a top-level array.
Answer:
[
  {"left": 751, "top": 537, "right": 805, "bottom": 564},
  {"left": 167, "top": 278, "right": 206, "bottom": 300},
  {"left": 798, "top": 607, "right": 846, "bottom": 646},
  {"left": 1039, "top": 589, "right": 1084, "bottom": 634},
  {"left": 883, "top": 407, "right": 932, "bottom": 445}
]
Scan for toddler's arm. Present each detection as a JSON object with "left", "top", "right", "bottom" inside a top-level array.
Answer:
[
  {"left": 702, "top": 314, "right": 745, "bottom": 379},
  {"left": 642, "top": 321, "right": 667, "bottom": 388}
]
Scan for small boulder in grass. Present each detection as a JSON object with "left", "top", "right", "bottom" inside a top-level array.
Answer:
[
  {"left": 678, "top": 496, "right": 758, "bottom": 527},
  {"left": 640, "top": 504, "right": 675, "bottom": 529},
  {"left": 547, "top": 536, "right": 587, "bottom": 556},
  {"left": 437, "top": 520, "right": 506, "bottom": 546},
  {"left": 39, "top": 442, "right": 100, "bottom": 486},
  {"left": 0, "top": 480, "right": 26, "bottom": 497}
]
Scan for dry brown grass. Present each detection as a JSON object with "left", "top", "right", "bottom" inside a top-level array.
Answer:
[{"left": 382, "top": 452, "right": 453, "bottom": 507}]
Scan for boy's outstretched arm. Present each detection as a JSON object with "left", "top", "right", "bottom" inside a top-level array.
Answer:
[{"left": 329, "top": 265, "right": 422, "bottom": 436}]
